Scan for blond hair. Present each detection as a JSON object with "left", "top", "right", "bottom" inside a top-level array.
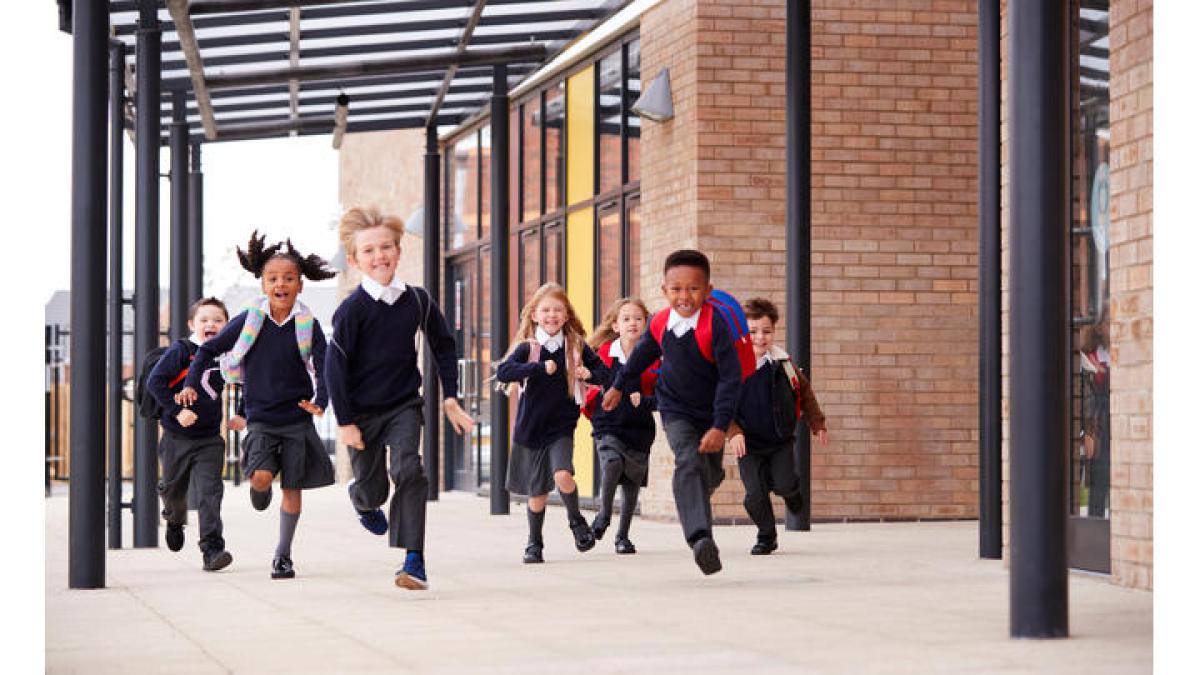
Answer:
[
  {"left": 338, "top": 206, "right": 405, "bottom": 260},
  {"left": 504, "top": 283, "right": 589, "bottom": 398},
  {"left": 588, "top": 297, "right": 650, "bottom": 350}
]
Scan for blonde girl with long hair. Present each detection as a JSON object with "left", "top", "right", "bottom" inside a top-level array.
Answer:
[{"left": 496, "top": 283, "right": 611, "bottom": 563}]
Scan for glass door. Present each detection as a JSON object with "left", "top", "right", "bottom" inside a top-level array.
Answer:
[{"left": 445, "top": 255, "right": 477, "bottom": 491}]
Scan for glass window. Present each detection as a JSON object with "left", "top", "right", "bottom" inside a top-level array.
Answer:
[
  {"left": 625, "top": 38, "right": 641, "bottom": 185},
  {"left": 510, "top": 110, "right": 520, "bottom": 229},
  {"left": 520, "top": 228, "right": 541, "bottom": 305},
  {"left": 598, "top": 50, "right": 623, "bottom": 195},
  {"left": 544, "top": 82, "right": 566, "bottom": 212},
  {"left": 444, "top": 145, "right": 461, "bottom": 251},
  {"left": 480, "top": 126, "right": 491, "bottom": 240},
  {"left": 523, "top": 97, "right": 542, "bottom": 222},
  {"left": 626, "top": 196, "right": 642, "bottom": 299},
  {"left": 544, "top": 222, "right": 564, "bottom": 286},
  {"left": 455, "top": 133, "right": 479, "bottom": 248},
  {"left": 597, "top": 205, "right": 622, "bottom": 317}
]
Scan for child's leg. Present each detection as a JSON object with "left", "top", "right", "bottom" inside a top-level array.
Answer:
[
  {"left": 662, "top": 419, "right": 717, "bottom": 545},
  {"left": 347, "top": 413, "right": 389, "bottom": 514},
  {"left": 593, "top": 443, "right": 623, "bottom": 535},
  {"left": 616, "top": 481, "right": 639, "bottom": 539},
  {"left": 384, "top": 404, "right": 427, "bottom": 551},
  {"left": 738, "top": 453, "right": 776, "bottom": 543},
  {"left": 275, "top": 489, "right": 302, "bottom": 559},
  {"left": 191, "top": 438, "right": 227, "bottom": 555},
  {"left": 527, "top": 494, "right": 547, "bottom": 544},
  {"left": 250, "top": 470, "right": 274, "bottom": 492},
  {"left": 156, "top": 433, "right": 192, "bottom": 526},
  {"left": 768, "top": 444, "right": 804, "bottom": 515}
]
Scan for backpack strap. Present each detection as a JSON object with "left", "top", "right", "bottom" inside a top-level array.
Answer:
[
  {"left": 649, "top": 308, "right": 669, "bottom": 346},
  {"left": 693, "top": 302, "right": 715, "bottom": 364},
  {"left": 596, "top": 339, "right": 615, "bottom": 368}
]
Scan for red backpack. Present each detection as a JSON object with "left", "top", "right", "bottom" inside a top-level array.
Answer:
[
  {"left": 647, "top": 289, "right": 757, "bottom": 381},
  {"left": 581, "top": 339, "right": 659, "bottom": 420}
]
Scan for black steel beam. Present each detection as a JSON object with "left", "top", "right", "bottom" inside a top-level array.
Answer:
[
  {"left": 69, "top": 0, "right": 111, "bottom": 590},
  {"left": 188, "top": 143, "right": 204, "bottom": 301},
  {"left": 1009, "top": 0, "right": 1070, "bottom": 640},
  {"left": 108, "top": 40, "right": 127, "bottom": 552},
  {"left": 187, "top": 0, "right": 358, "bottom": 14},
  {"left": 170, "top": 92, "right": 190, "bottom": 340},
  {"left": 208, "top": 113, "right": 465, "bottom": 142},
  {"left": 162, "top": 62, "right": 532, "bottom": 95},
  {"left": 134, "top": 1, "right": 162, "bottom": 549},
  {"left": 978, "top": 0, "right": 1002, "bottom": 561},
  {"left": 424, "top": 124, "right": 441, "bottom": 501},
  {"left": 489, "top": 64, "right": 510, "bottom": 515},
  {"left": 785, "top": 0, "right": 812, "bottom": 532}
]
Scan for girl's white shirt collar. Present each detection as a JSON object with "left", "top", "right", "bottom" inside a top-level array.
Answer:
[
  {"left": 259, "top": 298, "right": 303, "bottom": 327},
  {"left": 608, "top": 337, "right": 628, "bottom": 363},
  {"left": 361, "top": 274, "right": 407, "bottom": 305},
  {"left": 535, "top": 326, "right": 564, "bottom": 352},
  {"left": 187, "top": 333, "right": 203, "bottom": 346}
]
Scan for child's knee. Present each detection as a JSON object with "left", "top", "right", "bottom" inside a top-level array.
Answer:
[
  {"left": 250, "top": 470, "right": 273, "bottom": 491},
  {"left": 528, "top": 495, "right": 547, "bottom": 512},
  {"left": 553, "top": 471, "right": 575, "bottom": 491}
]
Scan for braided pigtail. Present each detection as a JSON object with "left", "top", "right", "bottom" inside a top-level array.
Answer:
[
  {"left": 236, "top": 230, "right": 283, "bottom": 278},
  {"left": 281, "top": 239, "right": 337, "bottom": 281}
]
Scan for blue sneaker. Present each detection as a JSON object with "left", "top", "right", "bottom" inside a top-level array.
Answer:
[
  {"left": 357, "top": 508, "right": 388, "bottom": 536},
  {"left": 395, "top": 551, "right": 428, "bottom": 590}
]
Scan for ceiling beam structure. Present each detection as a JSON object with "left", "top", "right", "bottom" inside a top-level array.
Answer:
[
  {"left": 428, "top": 0, "right": 488, "bottom": 127},
  {"left": 165, "top": 0, "right": 218, "bottom": 139}
]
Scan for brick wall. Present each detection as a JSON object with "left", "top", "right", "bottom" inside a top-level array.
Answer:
[
  {"left": 1107, "top": 0, "right": 1153, "bottom": 590},
  {"left": 639, "top": 0, "right": 980, "bottom": 524}
]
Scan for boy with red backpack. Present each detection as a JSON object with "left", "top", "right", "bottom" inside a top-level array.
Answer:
[
  {"left": 726, "top": 297, "right": 827, "bottom": 555},
  {"left": 601, "top": 249, "right": 751, "bottom": 576}
]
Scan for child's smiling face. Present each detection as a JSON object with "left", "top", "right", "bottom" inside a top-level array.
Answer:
[
  {"left": 613, "top": 303, "right": 646, "bottom": 342},
  {"left": 533, "top": 296, "right": 567, "bottom": 336},
  {"left": 661, "top": 265, "right": 711, "bottom": 319},
  {"left": 189, "top": 305, "right": 228, "bottom": 344},
  {"left": 349, "top": 225, "right": 401, "bottom": 286},
  {"left": 261, "top": 257, "right": 302, "bottom": 316},
  {"left": 747, "top": 315, "right": 775, "bottom": 359}
]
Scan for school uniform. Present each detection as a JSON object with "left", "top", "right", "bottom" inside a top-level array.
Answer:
[
  {"left": 612, "top": 309, "right": 742, "bottom": 546},
  {"left": 325, "top": 277, "right": 459, "bottom": 550},
  {"left": 496, "top": 328, "right": 610, "bottom": 497},
  {"left": 187, "top": 302, "right": 334, "bottom": 490},
  {"left": 734, "top": 349, "right": 825, "bottom": 544},
  {"left": 147, "top": 335, "right": 227, "bottom": 555}
]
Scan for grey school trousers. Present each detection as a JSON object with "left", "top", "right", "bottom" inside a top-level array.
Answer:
[
  {"left": 347, "top": 397, "right": 427, "bottom": 550},
  {"left": 157, "top": 431, "right": 225, "bottom": 554},
  {"left": 663, "top": 418, "right": 726, "bottom": 546},
  {"left": 738, "top": 443, "right": 803, "bottom": 542}
]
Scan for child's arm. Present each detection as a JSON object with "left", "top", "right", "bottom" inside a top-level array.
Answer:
[
  {"left": 602, "top": 331, "right": 660, "bottom": 411},
  {"left": 419, "top": 291, "right": 475, "bottom": 434},
  {"left": 324, "top": 303, "right": 359, "bottom": 427},
  {"left": 179, "top": 313, "right": 245, "bottom": 405},
  {"left": 579, "top": 344, "right": 612, "bottom": 387},
  {"left": 495, "top": 342, "right": 541, "bottom": 383},
  {"left": 796, "top": 370, "right": 828, "bottom": 445},
  {"left": 301, "top": 318, "right": 329, "bottom": 416},
  {"left": 698, "top": 317, "right": 742, "bottom": 453},
  {"left": 147, "top": 341, "right": 189, "bottom": 424}
]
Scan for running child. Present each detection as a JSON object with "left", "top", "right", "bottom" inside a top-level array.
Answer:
[
  {"left": 146, "top": 297, "right": 241, "bottom": 572},
  {"left": 585, "top": 297, "right": 656, "bottom": 555},
  {"left": 325, "top": 206, "right": 475, "bottom": 590},
  {"left": 602, "top": 249, "right": 742, "bottom": 575},
  {"left": 496, "top": 282, "right": 611, "bottom": 564},
  {"left": 726, "top": 297, "right": 827, "bottom": 554},
  {"left": 178, "top": 232, "right": 337, "bottom": 580}
]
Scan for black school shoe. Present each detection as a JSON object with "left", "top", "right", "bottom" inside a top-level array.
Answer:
[
  {"left": 614, "top": 536, "right": 636, "bottom": 555},
  {"left": 165, "top": 523, "right": 185, "bottom": 552},
  {"left": 750, "top": 539, "right": 778, "bottom": 556},
  {"left": 271, "top": 556, "right": 295, "bottom": 579},
  {"left": 523, "top": 542, "right": 544, "bottom": 564},
  {"left": 591, "top": 513, "right": 610, "bottom": 541},
  {"left": 203, "top": 549, "right": 233, "bottom": 572},
  {"left": 570, "top": 517, "right": 596, "bottom": 552},
  {"left": 692, "top": 537, "right": 722, "bottom": 575},
  {"left": 250, "top": 485, "right": 272, "bottom": 511}
]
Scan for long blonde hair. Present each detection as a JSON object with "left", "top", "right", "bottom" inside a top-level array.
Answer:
[
  {"left": 504, "top": 282, "right": 589, "bottom": 398},
  {"left": 589, "top": 297, "right": 650, "bottom": 350}
]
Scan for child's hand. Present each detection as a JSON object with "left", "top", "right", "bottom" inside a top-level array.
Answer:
[
  {"left": 816, "top": 429, "right": 828, "bottom": 447},
  {"left": 545, "top": 359, "right": 557, "bottom": 375},
  {"left": 175, "top": 387, "right": 198, "bottom": 406},
  {"left": 629, "top": 392, "right": 642, "bottom": 407},
  {"left": 526, "top": 338, "right": 542, "bottom": 363},
  {"left": 505, "top": 382, "right": 521, "bottom": 399},
  {"left": 444, "top": 398, "right": 476, "bottom": 435},
  {"left": 176, "top": 409, "right": 198, "bottom": 428},
  {"left": 699, "top": 428, "right": 726, "bottom": 454},
  {"left": 298, "top": 400, "right": 323, "bottom": 417},
  {"left": 574, "top": 365, "right": 591, "bottom": 380},
  {"left": 728, "top": 432, "right": 746, "bottom": 458},
  {"left": 228, "top": 415, "right": 247, "bottom": 432},
  {"left": 601, "top": 388, "right": 623, "bottom": 411},
  {"left": 339, "top": 424, "right": 364, "bottom": 450}
]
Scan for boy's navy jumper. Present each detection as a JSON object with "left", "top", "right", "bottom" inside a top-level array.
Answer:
[{"left": 148, "top": 338, "right": 226, "bottom": 438}]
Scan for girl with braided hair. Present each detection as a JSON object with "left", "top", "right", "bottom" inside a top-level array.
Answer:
[{"left": 178, "top": 231, "right": 337, "bottom": 580}]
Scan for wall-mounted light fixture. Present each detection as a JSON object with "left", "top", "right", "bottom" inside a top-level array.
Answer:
[
  {"left": 331, "top": 92, "right": 350, "bottom": 149},
  {"left": 631, "top": 68, "right": 673, "bottom": 122}
]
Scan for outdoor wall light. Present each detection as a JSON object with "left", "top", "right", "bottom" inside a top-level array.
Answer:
[
  {"left": 631, "top": 68, "right": 674, "bottom": 122},
  {"left": 331, "top": 92, "right": 350, "bottom": 149}
]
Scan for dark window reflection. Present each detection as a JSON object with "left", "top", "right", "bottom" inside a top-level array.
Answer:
[
  {"left": 545, "top": 82, "right": 566, "bottom": 212},
  {"left": 598, "top": 50, "right": 623, "bottom": 195},
  {"left": 523, "top": 98, "right": 542, "bottom": 223},
  {"left": 626, "top": 38, "right": 641, "bottom": 184}
]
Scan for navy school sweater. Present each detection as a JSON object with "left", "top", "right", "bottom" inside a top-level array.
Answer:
[
  {"left": 148, "top": 338, "right": 226, "bottom": 439},
  {"left": 325, "top": 285, "right": 459, "bottom": 426},
  {"left": 496, "top": 340, "right": 611, "bottom": 449},
  {"left": 186, "top": 310, "right": 328, "bottom": 427},
  {"left": 590, "top": 344, "right": 657, "bottom": 453},
  {"left": 612, "top": 316, "right": 742, "bottom": 432},
  {"left": 735, "top": 360, "right": 795, "bottom": 451}
]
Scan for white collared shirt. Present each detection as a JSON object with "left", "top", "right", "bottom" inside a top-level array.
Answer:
[
  {"left": 187, "top": 332, "right": 203, "bottom": 346},
  {"left": 608, "top": 337, "right": 628, "bottom": 364},
  {"left": 361, "top": 274, "right": 408, "bottom": 305},
  {"left": 756, "top": 350, "right": 774, "bottom": 370},
  {"left": 666, "top": 309, "right": 700, "bottom": 338},
  {"left": 260, "top": 298, "right": 304, "bottom": 327},
  {"left": 535, "top": 326, "right": 564, "bottom": 353}
]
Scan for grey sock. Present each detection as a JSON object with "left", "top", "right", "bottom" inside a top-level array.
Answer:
[
  {"left": 617, "top": 483, "right": 638, "bottom": 538},
  {"left": 559, "top": 487, "right": 583, "bottom": 523},
  {"left": 275, "top": 509, "right": 300, "bottom": 558},
  {"left": 527, "top": 507, "right": 545, "bottom": 545}
]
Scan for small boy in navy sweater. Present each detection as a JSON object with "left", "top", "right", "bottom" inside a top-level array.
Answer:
[
  {"left": 602, "top": 249, "right": 742, "bottom": 575},
  {"left": 147, "top": 297, "right": 241, "bottom": 572},
  {"left": 325, "top": 206, "right": 475, "bottom": 590},
  {"left": 727, "top": 297, "right": 827, "bottom": 555},
  {"left": 179, "top": 233, "right": 337, "bottom": 580}
]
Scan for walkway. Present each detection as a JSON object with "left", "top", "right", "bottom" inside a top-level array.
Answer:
[{"left": 46, "top": 485, "right": 1151, "bottom": 673}]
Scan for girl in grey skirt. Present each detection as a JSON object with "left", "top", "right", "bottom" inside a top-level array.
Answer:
[{"left": 496, "top": 283, "right": 611, "bottom": 564}]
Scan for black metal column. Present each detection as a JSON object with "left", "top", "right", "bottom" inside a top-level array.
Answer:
[
  {"left": 188, "top": 142, "right": 204, "bottom": 301},
  {"left": 108, "top": 40, "right": 126, "bottom": 551},
  {"left": 68, "top": 0, "right": 109, "bottom": 589},
  {"left": 489, "top": 64, "right": 511, "bottom": 515},
  {"left": 978, "top": 0, "right": 1003, "bottom": 561},
  {"left": 424, "top": 125, "right": 442, "bottom": 501},
  {"left": 1009, "top": 0, "right": 1069, "bottom": 639},
  {"left": 169, "top": 92, "right": 189, "bottom": 339},
  {"left": 133, "top": 0, "right": 162, "bottom": 548},
  {"left": 785, "top": 0, "right": 812, "bottom": 531}
]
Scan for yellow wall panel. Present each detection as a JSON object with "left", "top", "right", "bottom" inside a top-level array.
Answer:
[
  {"left": 566, "top": 67, "right": 594, "bottom": 206},
  {"left": 567, "top": 207, "right": 594, "bottom": 496}
]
